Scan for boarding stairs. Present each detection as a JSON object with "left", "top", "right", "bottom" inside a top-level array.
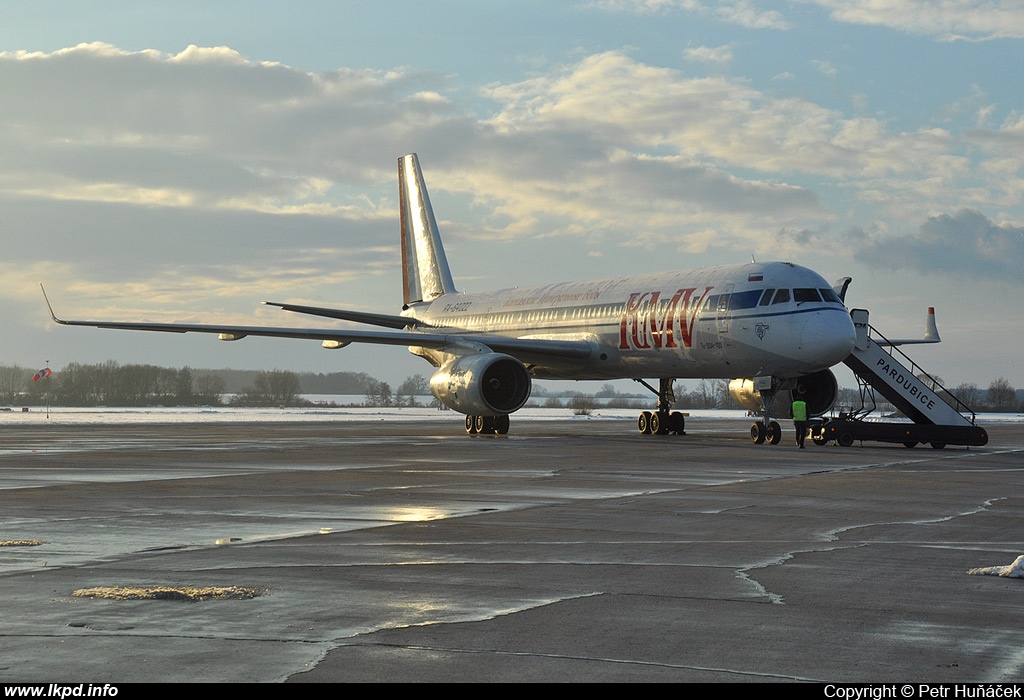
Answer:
[{"left": 820, "top": 308, "right": 988, "bottom": 447}]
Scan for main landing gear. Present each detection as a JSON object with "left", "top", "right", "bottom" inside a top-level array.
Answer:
[
  {"left": 635, "top": 378, "right": 687, "bottom": 436},
  {"left": 749, "top": 377, "right": 782, "bottom": 445},
  {"left": 465, "top": 414, "right": 510, "bottom": 435}
]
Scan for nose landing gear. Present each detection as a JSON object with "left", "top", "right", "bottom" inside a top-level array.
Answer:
[{"left": 750, "top": 420, "right": 782, "bottom": 445}]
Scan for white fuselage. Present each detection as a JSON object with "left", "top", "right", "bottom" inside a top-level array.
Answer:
[{"left": 406, "top": 261, "right": 856, "bottom": 381}]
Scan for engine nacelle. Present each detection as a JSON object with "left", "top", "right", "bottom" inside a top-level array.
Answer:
[
  {"left": 728, "top": 369, "right": 838, "bottom": 418},
  {"left": 430, "top": 352, "right": 532, "bottom": 415}
]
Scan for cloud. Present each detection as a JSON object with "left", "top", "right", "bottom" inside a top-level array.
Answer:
[
  {"left": 854, "top": 208, "right": 1024, "bottom": 284},
  {"left": 811, "top": 59, "right": 837, "bottom": 78},
  {"left": 3, "top": 40, "right": 1020, "bottom": 320},
  {"left": 0, "top": 42, "right": 460, "bottom": 211},
  {"left": 478, "top": 49, "right": 995, "bottom": 237},
  {"left": 587, "top": 1, "right": 790, "bottom": 29},
  {"left": 684, "top": 44, "right": 735, "bottom": 65},
  {"left": 804, "top": 0, "right": 1024, "bottom": 41}
]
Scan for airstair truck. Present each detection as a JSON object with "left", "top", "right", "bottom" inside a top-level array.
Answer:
[{"left": 812, "top": 309, "right": 988, "bottom": 449}]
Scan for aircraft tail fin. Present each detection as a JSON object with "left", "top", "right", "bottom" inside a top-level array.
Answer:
[{"left": 399, "top": 153, "right": 457, "bottom": 305}]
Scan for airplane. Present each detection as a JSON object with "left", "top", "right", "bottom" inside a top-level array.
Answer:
[{"left": 44, "top": 153, "right": 858, "bottom": 440}]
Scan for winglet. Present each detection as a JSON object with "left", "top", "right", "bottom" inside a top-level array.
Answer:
[
  {"left": 874, "top": 307, "right": 942, "bottom": 346},
  {"left": 924, "top": 306, "right": 940, "bottom": 342},
  {"left": 832, "top": 276, "right": 852, "bottom": 304},
  {"left": 40, "top": 283, "right": 65, "bottom": 324}
]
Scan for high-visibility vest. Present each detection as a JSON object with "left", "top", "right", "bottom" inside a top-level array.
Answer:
[{"left": 792, "top": 400, "right": 807, "bottom": 422}]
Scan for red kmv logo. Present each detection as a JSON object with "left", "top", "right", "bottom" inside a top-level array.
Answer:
[{"left": 619, "top": 287, "right": 712, "bottom": 350}]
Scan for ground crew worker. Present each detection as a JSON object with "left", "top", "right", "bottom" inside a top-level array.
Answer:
[{"left": 792, "top": 398, "right": 808, "bottom": 448}]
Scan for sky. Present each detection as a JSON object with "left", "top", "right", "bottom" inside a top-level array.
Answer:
[{"left": 2, "top": 0, "right": 1023, "bottom": 393}]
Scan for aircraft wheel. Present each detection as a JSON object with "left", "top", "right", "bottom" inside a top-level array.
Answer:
[
  {"left": 466, "top": 415, "right": 478, "bottom": 435},
  {"left": 767, "top": 421, "right": 782, "bottom": 445},
  {"left": 836, "top": 432, "right": 854, "bottom": 447},
  {"left": 494, "top": 414, "right": 510, "bottom": 435},
  {"left": 638, "top": 411, "right": 653, "bottom": 435},
  {"left": 669, "top": 411, "right": 685, "bottom": 435},
  {"left": 750, "top": 422, "right": 766, "bottom": 444},
  {"left": 651, "top": 412, "right": 670, "bottom": 435},
  {"left": 930, "top": 442, "right": 946, "bottom": 450},
  {"left": 903, "top": 441, "right": 917, "bottom": 449}
]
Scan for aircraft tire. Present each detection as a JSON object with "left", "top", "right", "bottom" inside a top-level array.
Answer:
[
  {"left": 767, "top": 421, "right": 781, "bottom": 445},
  {"left": 494, "top": 414, "right": 510, "bottom": 435},
  {"left": 638, "top": 411, "right": 653, "bottom": 435},
  {"left": 651, "top": 412, "right": 670, "bottom": 435},
  {"left": 750, "top": 422, "right": 766, "bottom": 444},
  {"left": 669, "top": 411, "right": 685, "bottom": 435},
  {"left": 466, "top": 415, "right": 478, "bottom": 435}
]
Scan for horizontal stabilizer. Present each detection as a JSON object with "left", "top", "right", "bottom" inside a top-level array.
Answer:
[{"left": 262, "top": 301, "right": 421, "bottom": 329}]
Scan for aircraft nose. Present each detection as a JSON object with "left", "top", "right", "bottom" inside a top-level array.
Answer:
[{"left": 801, "top": 310, "right": 856, "bottom": 366}]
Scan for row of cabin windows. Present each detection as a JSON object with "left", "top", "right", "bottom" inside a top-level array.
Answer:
[{"left": 436, "top": 287, "right": 843, "bottom": 326}]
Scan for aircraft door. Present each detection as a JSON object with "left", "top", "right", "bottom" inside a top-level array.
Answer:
[{"left": 716, "top": 284, "right": 733, "bottom": 346}]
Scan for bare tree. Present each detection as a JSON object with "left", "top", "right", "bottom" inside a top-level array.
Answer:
[
  {"left": 568, "top": 393, "right": 597, "bottom": 416},
  {"left": 953, "top": 382, "right": 981, "bottom": 407},
  {"left": 364, "top": 381, "right": 393, "bottom": 407},
  {"left": 194, "top": 373, "right": 226, "bottom": 405},
  {"left": 986, "top": 377, "right": 1018, "bottom": 412},
  {"left": 0, "top": 365, "right": 31, "bottom": 402},
  {"left": 396, "top": 374, "right": 429, "bottom": 407}
]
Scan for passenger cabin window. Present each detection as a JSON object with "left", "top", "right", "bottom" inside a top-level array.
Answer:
[
  {"left": 729, "top": 290, "right": 763, "bottom": 310},
  {"left": 793, "top": 288, "right": 822, "bottom": 303},
  {"left": 771, "top": 289, "right": 790, "bottom": 304}
]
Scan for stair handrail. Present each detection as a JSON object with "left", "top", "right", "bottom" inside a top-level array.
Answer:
[{"left": 865, "top": 323, "right": 978, "bottom": 425}]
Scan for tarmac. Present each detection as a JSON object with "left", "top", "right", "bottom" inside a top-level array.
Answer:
[{"left": 0, "top": 415, "right": 1022, "bottom": 683}]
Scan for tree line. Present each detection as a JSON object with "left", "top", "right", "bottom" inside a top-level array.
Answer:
[
  {"left": 1, "top": 362, "right": 1021, "bottom": 412},
  {"left": 0, "top": 362, "right": 384, "bottom": 407}
]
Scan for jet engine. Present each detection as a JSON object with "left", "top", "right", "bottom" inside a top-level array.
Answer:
[
  {"left": 728, "top": 369, "right": 838, "bottom": 418},
  {"left": 430, "top": 352, "right": 532, "bottom": 415}
]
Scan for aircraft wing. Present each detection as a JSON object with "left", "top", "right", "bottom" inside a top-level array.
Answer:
[
  {"left": 43, "top": 288, "right": 592, "bottom": 361},
  {"left": 873, "top": 307, "right": 941, "bottom": 347}
]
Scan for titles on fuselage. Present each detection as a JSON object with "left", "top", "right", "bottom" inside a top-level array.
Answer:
[{"left": 619, "top": 287, "right": 712, "bottom": 350}]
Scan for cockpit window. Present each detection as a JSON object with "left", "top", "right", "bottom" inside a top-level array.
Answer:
[
  {"left": 759, "top": 288, "right": 775, "bottom": 306},
  {"left": 819, "top": 288, "right": 843, "bottom": 304},
  {"left": 793, "top": 288, "right": 822, "bottom": 303},
  {"left": 771, "top": 289, "right": 790, "bottom": 304}
]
